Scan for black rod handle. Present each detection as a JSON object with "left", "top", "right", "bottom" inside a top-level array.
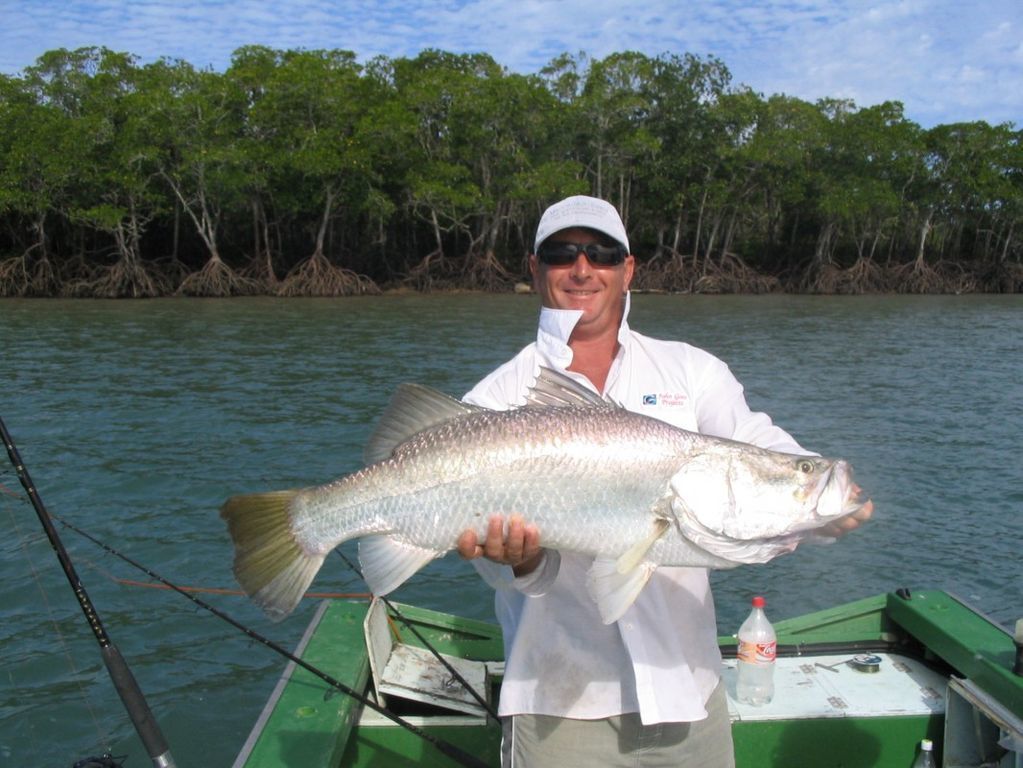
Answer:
[
  {"left": 0, "top": 417, "right": 176, "bottom": 768},
  {"left": 102, "top": 646, "right": 174, "bottom": 766}
]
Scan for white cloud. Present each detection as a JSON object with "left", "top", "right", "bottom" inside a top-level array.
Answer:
[{"left": 0, "top": 0, "right": 1019, "bottom": 127}]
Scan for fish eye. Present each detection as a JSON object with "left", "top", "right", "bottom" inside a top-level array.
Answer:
[{"left": 796, "top": 459, "right": 815, "bottom": 474}]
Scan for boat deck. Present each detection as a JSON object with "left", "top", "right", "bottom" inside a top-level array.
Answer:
[
  {"left": 234, "top": 590, "right": 1023, "bottom": 768},
  {"left": 725, "top": 651, "right": 947, "bottom": 722}
]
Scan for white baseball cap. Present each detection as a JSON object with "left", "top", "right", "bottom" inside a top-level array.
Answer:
[{"left": 533, "top": 195, "right": 630, "bottom": 253}]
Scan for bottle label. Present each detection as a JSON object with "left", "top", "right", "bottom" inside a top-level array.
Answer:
[{"left": 738, "top": 639, "right": 777, "bottom": 665}]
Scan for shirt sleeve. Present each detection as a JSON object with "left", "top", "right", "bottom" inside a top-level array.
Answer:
[{"left": 472, "top": 550, "right": 562, "bottom": 595}]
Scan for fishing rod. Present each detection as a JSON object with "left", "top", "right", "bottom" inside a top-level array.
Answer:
[
  {"left": 334, "top": 548, "right": 500, "bottom": 721},
  {"left": 0, "top": 417, "right": 177, "bottom": 768},
  {"left": 38, "top": 504, "right": 492, "bottom": 768}
]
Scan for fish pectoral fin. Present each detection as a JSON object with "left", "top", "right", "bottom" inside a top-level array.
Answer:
[
  {"left": 358, "top": 535, "right": 445, "bottom": 595},
  {"left": 615, "top": 518, "right": 670, "bottom": 574},
  {"left": 587, "top": 557, "right": 658, "bottom": 625},
  {"left": 589, "top": 514, "right": 671, "bottom": 624}
]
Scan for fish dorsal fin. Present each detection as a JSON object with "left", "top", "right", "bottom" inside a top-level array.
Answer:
[
  {"left": 364, "top": 383, "right": 482, "bottom": 464},
  {"left": 525, "top": 366, "right": 614, "bottom": 409}
]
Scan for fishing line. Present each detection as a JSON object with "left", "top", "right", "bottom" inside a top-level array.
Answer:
[
  {"left": 334, "top": 548, "right": 500, "bottom": 721},
  {"left": 51, "top": 511, "right": 492, "bottom": 768},
  {"left": 0, "top": 417, "right": 177, "bottom": 768},
  {"left": 3, "top": 433, "right": 489, "bottom": 766},
  {"left": 0, "top": 471, "right": 111, "bottom": 755},
  {"left": 0, "top": 479, "right": 23, "bottom": 499}
]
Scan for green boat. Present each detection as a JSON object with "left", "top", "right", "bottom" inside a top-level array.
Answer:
[{"left": 233, "top": 589, "right": 1023, "bottom": 767}]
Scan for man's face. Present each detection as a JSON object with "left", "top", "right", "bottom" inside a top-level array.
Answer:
[{"left": 529, "top": 227, "right": 635, "bottom": 340}]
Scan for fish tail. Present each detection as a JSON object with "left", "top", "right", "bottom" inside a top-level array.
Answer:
[{"left": 220, "top": 489, "right": 325, "bottom": 621}]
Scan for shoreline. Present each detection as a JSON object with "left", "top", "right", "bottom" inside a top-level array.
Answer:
[{"left": 3, "top": 253, "right": 1020, "bottom": 299}]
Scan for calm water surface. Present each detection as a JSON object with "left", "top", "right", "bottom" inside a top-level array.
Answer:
[{"left": 1, "top": 294, "right": 1021, "bottom": 766}]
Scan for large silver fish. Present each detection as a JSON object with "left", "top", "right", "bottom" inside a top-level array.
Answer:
[{"left": 221, "top": 368, "right": 866, "bottom": 624}]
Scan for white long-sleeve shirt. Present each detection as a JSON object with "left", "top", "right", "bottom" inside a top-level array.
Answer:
[{"left": 463, "top": 293, "right": 806, "bottom": 725}]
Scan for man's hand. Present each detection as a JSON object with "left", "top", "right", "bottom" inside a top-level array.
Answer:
[
  {"left": 457, "top": 514, "right": 543, "bottom": 577},
  {"left": 820, "top": 485, "right": 874, "bottom": 537}
]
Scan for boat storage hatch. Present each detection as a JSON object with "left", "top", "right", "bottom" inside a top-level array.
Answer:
[{"left": 364, "top": 597, "right": 493, "bottom": 718}]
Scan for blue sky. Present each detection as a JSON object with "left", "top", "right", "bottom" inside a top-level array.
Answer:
[{"left": 1, "top": 0, "right": 1020, "bottom": 128}]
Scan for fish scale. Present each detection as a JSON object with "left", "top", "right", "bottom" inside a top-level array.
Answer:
[{"left": 294, "top": 405, "right": 688, "bottom": 554}]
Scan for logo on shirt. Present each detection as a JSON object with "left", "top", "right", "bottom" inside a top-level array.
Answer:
[{"left": 642, "top": 392, "right": 688, "bottom": 407}]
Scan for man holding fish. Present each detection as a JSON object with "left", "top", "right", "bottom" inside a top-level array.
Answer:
[
  {"left": 456, "top": 195, "right": 873, "bottom": 767},
  {"left": 221, "top": 196, "right": 872, "bottom": 767}
]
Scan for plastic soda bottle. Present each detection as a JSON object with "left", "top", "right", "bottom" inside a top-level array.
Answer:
[
  {"left": 736, "top": 596, "right": 777, "bottom": 705},
  {"left": 911, "top": 738, "right": 936, "bottom": 768}
]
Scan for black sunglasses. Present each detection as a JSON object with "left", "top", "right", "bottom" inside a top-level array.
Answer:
[{"left": 536, "top": 241, "right": 628, "bottom": 267}]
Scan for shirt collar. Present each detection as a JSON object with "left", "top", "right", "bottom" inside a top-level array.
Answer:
[{"left": 535, "top": 292, "right": 633, "bottom": 363}]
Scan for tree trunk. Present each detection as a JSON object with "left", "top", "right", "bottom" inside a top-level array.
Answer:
[
  {"left": 163, "top": 170, "right": 222, "bottom": 262},
  {"left": 313, "top": 186, "right": 337, "bottom": 259},
  {"left": 172, "top": 200, "right": 180, "bottom": 261},
  {"left": 693, "top": 187, "right": 709, "bottom": 266},
  {"left": 915, "top": 211, "right": 933, "bottom": 268},
  {"left": 814, "top": 221, "right": 837, "bottom": 266},
  {"left": 999, "top": 221, "right": 1014, "bottom": 264}
]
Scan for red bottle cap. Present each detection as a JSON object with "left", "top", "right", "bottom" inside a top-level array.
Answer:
[{"left": 751, "top": 596, "right": 765, "bottom": 608}]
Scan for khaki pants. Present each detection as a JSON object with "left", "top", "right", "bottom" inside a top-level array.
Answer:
[{"left": 501, "top": 681, "right": 735, "bottom": 768}]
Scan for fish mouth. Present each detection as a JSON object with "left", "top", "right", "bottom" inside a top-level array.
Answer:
[
  {"left": 679, "top": 481, "right": 867, "bottom": 563},
  {"left": 804, "top": 460, "right": 861, "bottom": 526},
  {"left": 829, "top": 496, "right": 868, "bottom": 528}
]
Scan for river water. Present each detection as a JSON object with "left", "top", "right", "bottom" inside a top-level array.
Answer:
[{"left": 1, "top": 294, "right": 1020, "bottom": 766}]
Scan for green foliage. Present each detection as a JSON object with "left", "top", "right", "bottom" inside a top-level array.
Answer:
[{"left": 0, "top": 45, "right": 1019, "bottom": 296}]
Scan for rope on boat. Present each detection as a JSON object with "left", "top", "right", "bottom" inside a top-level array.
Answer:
[
  {"left": 110, "top": 577, "right": 373, "bottom": 600},
  {"left": 65, "top": 546, "right": 374, "bottom": 600}
]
